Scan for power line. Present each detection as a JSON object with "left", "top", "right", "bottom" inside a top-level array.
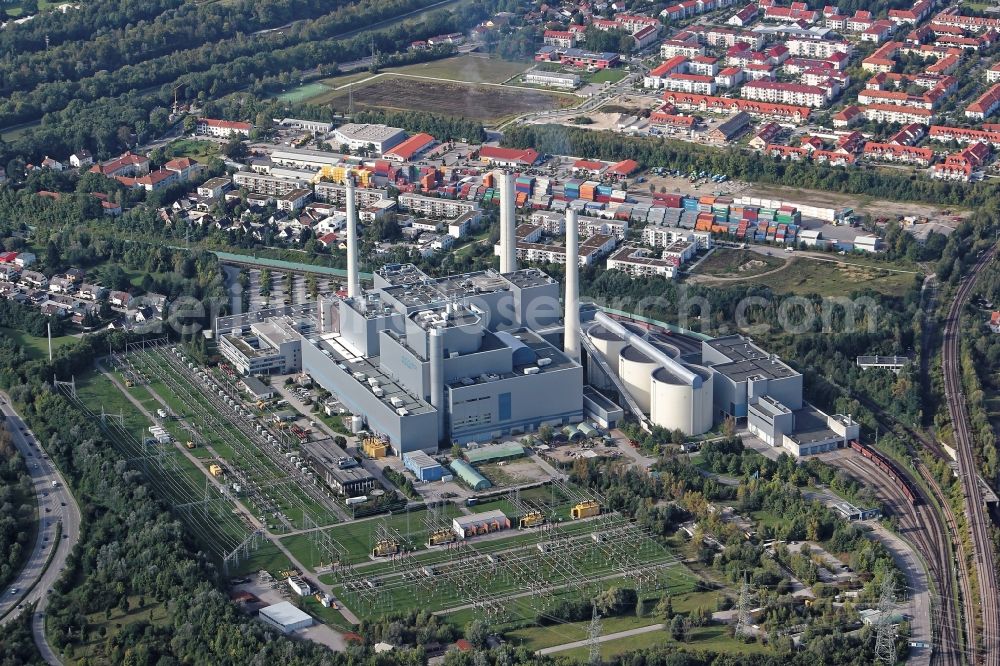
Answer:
[{"left": 874, "top": 575, "right": 897, "bottom": 665}]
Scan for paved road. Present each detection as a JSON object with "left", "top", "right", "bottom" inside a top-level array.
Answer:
[
  {"left": 941, "top": 246, "right": 999, "bottom": 666},
  {"left": 0, "top": 392, "right": 82, "bottom": 666}
]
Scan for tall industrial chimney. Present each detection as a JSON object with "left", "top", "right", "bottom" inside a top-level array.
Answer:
[
  {"left": 564, "top": 209, "right": 580, "bottom": 361},
  {"left": 498, "top": 170, "right": 517, "bottom": 274},
  {"left": 429, "top": 327, "right": 445, "bottom": 440},
  {"left": 346, "top": 175, "right": 360, "bottom": 299}
]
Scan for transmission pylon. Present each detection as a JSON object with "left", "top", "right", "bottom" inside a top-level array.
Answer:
[
  {"left": 874, "top": 576, "right": 897, "bottom": 664},
  {"left": 735, "top": 571, "right": 753, "bottom": 639},
  {"left": 588, "top": 603, "right": 603, "bottom": 665}
]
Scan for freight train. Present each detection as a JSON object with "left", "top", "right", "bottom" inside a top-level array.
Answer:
[{"left": 849, "top": 441, "right": 918, "bottom": 505}]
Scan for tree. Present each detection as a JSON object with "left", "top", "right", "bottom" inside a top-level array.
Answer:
[
  {"left": 465, "top": 619, "right": 489, "bottom": 648},
  {"left": 670, "top": 614, "right": 686, "bottom": 641},
  {"left": 654, "top": 594, "right": 673, "bottom": 621},
  {"left": 451, "top": 443, "right": 463, "bottom": 459},
  {"left": 538, "top": 424, "right": 553, "bottom": 443}
]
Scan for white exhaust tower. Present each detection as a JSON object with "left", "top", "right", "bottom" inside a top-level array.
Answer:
[
  {"left": 564, "top": 209, "right": 580, "bottom": 361},
  {"left": 498, "top": 170, "right": 517, "bottom": 274},
  {"left": 346, "top": 175, "right": 360, "bottom": 299}
]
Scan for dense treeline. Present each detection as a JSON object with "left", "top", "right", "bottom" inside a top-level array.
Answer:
[
  {"left": 352, "top": 109, "right": 487, "bottom": 144},
  {"left": 0, "top": 0, "right": 349, "bottom": 98},
  {"left": 0, "top": 329, "right": 455, "bottom": 665},
  {"left": 0, "top": 423, "right": 34, "bottom": 593},
  {"left": 0, "top": 603, "right": 42, "bottom": 666},
  {"left": 503, "top": 124, "right": 1000, "bottom": 208},
  {"left": 0, "top": 0, "right": 490, "bottom": 164},
  {"left": 0, "top": 0, "right": 181, "bottom": 59},
  {"left": 0, "top": 0, "right": 462, "bottom": 131}
]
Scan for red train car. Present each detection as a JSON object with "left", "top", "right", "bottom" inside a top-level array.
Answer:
[{"left": 850, "top": 441, "right": 918, "bottom": 505}]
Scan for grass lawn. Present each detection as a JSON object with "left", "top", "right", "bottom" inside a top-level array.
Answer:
[
  {"left": 0, "top": 327, "right": 79, "bottom": 360},
  {"left": 690, "top": 249, "right": 786, "bottom": 278},
  {"left": 556, "top": 624, "right": 771, "bottom": 661},
  {"left": 745, "top": 257, "right": 920, "bottom": 297},
  {"left": 162, "top": 138, "right": 219, "bottom": 161},
  {"left": 1, "top": 0, "right": 60, "bottom": 18},
  {"left": 584, "top": 69, "right": 627, "bottom": 84},
  {"left": 383, "top": 55, "right": 531, "bottom": 84},
  {"left": 276, "top": 82, "right": 331, "bottom": 103}
]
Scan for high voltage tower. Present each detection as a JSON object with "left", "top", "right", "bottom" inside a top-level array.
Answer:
[
  {"left": 735, "top": 571, "right": 754, "bottom": 639},
  {"left": 874, "top": 576, "right": 898, "bottom": 665},
  {"left": 588, "top": 603, "right": 603, "bottom": 665}
]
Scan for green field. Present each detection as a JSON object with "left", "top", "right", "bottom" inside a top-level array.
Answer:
[
  {"left": 584, "top": 69, "right": 627, "bottom": 84},
  {"left": 162, "top": 138, "right": 219, "bottom": 161},
  {"left": 557, "top": 624, "right": 771, "bottom": 661},
  {"left": 0, "top": 327, "right": 79, "bottom": 360},
  {"left": 383, "top": 55, "right": 530, "bottom": 84},
  {"left": 318, "top": 74, "right": 576, "bottom": 123},
  {"left": 276, "top": 82, "right": 331, "bottom": 103},
  {"left": 746, "top": 257, "right": 920, "bottom": 297},
  {"left": 690, "top": 249, "right": 786, "bottom": 278}
]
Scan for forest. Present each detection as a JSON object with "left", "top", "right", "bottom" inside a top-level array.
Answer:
[{"left": 0, "top": 422, "right": 34, "bottom": 594}]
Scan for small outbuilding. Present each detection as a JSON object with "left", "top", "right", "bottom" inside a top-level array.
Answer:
[{"left": 403, "top": 450, "right": 445, "bottom": 481}]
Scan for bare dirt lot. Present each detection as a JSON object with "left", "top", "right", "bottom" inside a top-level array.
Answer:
[{"left": 325, "top": 76, "right": 576, "bottom": 122}]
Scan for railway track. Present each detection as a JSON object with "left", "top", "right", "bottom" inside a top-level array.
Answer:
[
  {"left": 830, "top": 452, "right": 962, "bottom": 666},
  {"left": 941, "top": 246, "right": 1000, "bottom": 666}
]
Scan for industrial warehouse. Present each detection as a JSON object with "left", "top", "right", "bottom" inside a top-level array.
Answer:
[{"left": 217, "top": 174, "right": 856, "bottom": 459}]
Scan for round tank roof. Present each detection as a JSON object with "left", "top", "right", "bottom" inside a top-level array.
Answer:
[
  {"left": 652, "top": 366, "right": 686, "bottom": 386},
  {"left": 689, "top": 364, "right": 714, "bottom": 382},
  {"left": 588, "top": 324, "right": 624, "bottom": 343},
  {"left": 620, "top": 344, "right": 655, "bottom": 364},
  {"left": 651, "top": 341, "right": 680, "bottom": 359}
]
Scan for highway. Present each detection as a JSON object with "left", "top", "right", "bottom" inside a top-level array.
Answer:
[
  {"left": 0, "top": 391, "right": 82, "bottom": 666},
  {"left": 941, "top": 246, "right": 1000, "bottom": 666}
]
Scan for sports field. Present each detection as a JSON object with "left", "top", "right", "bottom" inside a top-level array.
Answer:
[
  {"left": 276, "top": 82, "right": 330, "bottom": 103},
  {"left": 323, "top": 76, "right": 576, "bottom": 122}
]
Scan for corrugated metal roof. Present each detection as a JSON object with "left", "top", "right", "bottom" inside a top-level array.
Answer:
[{"left": 463, "top": 441, "right": 526, "bottom": 464}]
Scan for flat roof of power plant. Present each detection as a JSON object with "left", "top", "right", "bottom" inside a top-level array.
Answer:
[
  {"left": 788, "top": 405, "right": 838, "bottom": 445},
  {"left": 707, "top": 335, "right": 799, "bottom": 382}
]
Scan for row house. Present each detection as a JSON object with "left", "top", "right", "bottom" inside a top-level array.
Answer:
[
  {"left": 664, "top": 92, "right": 812, "bottom": 122},
  {"left": 785, "top": 38, "right": 852, "bottom": 59},
  {"left": 742, "top": 63, "right": 776, "bottom": 80},
  {"left": 966, "top": 83, "right": 1000, "bottom": 121},
  {"left": 863, "top": 142, "right": 935, "bottom": 166},
  {"left": 813, "top": 150, "right": 856, "bottom": 166},
  {"left": 928, "top": 125, "right": 1000, "bottom": 146},
  {"left": 802, "top": 68, "right": 849, "bottom": 88},
  {"left": 663, "top": 73, "right": 717, "bottom": 94},
  {"left": 741, "top": 81, "right": 831, "bottom": 108},
  {"left": 89, "top": 152, "right": 150, "bottom": 178},
  {"left": 649, "top": 109, "right": 698, "bottom": 129},
  {"left": 861, "top": 103, "right": 934, "bottom": 125},
  {"left": 644, "top": 56, "right": 689, "bottom": 88},
  {"left": 660, "top": 39, "right": 705, "bottom": 59},
  {"left": 693, "top": 26, "right": 765, "bottom": 49},
  {"left": 689, "top": 55, "right": 720, "bottom": 76},
  {"left": 935, "top": 31, "right": 999, "bottom": 51},
  {"left": 727, "top": 3, "right": 758, "bottom": 27},
  {"left": 888, "top": 123, "right": 926, "bottom": 145},
  {"left": 715, "top": 66, "right": 745, "bottom": 87},
  {"left": 931, "top": 142, "right": 991, "bottom": 181},
  {"left": 765, "top": 144, "right": 808, "bottom": 160},
  {"left": 833, "top": 105, "right": 863, "bottom": 128},
  {"left": 858, "top": 89, "right": 935, "bottom": 110},
  {"left": 861, "top": 21, "right": 896, "bottom": 44},
  {"left": 543, "top": 30, "right": 576, "bottom": 48},
  {"left": 888, "top": 0, "right": 933, "bottom": 25},
  {"left": 761, "top": 1, "right": 818, "bottom": 23},
  {"left": 930, "top": 9, "right": 1000, "bottom": 33},
  {"left": 987, "top": 63, "right": 1000, "bottom": 84},
  {"left": 926, "top": 54, "right": 961, "bottom": 76},
  {"left": 661, "top": 0, "right": 737, "bottom": 22},
  {"left": 748, "top": 122, "right": 782, "bottom": 150},
  {"left": 614, "top": 13, "right": 662, "bottom": 34},
  {"left": 632, "top": 25, "right": 660, "bottom": 50},
  {"left": 195, "top": 118, "right": 252, "bottom": 138},
  {"left": 862, "top": 42, "right": 902, "bottom": 73}
]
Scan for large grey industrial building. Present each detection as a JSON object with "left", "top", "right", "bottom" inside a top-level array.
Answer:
[{"left": 217, "top": 174, "right": 854, "bottom": 459}]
